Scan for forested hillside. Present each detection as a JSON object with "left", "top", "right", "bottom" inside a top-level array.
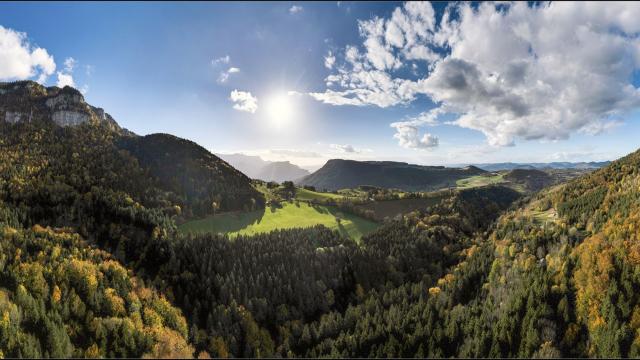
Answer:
[
  {"left": 289, "top": 147, "right": 640, "bottom": 357},
  {"left": 0, "top": 113, "right": 522, "bottom": 357},
  {"left": 118, "top": 133, "right": 264, "bottom": 217},
  {"left": 2, "top": 82, "right": 640, "bottom": 358},
  {"left": 0, "top": 198, "right": 193, "bottom": 358}
]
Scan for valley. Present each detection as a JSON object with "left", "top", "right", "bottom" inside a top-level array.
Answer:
[{"left": 1, "top": 1, "right": 638, "bottom": 357}]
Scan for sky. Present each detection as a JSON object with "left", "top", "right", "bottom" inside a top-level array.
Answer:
[{"left": 1, "top": 1, "right": 640, "bottom": 170}]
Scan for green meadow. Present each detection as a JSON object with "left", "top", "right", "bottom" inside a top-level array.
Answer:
[
  {"left": 179, "top": 201, "right": 379, "bottom": 242},
  {"left": 456, "top": 173, "right": 506, "bottom": 189},
  {"left": 294, "top": 188, "right": 345, "bottom": 201}
]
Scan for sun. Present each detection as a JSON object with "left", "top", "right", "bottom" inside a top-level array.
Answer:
[{"left": 265, "top": 93, "right": 295, "bottom": 128}]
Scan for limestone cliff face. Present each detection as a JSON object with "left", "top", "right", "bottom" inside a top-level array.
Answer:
[{"left": 0, "top": 80, "right": 128, "bottom": 134}]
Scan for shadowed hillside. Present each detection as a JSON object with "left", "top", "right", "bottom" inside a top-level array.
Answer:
[{"left": 118, "top": 134, "right": 264, "bottom": 217}]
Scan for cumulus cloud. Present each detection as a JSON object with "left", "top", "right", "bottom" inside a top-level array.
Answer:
[
  {"left": 229, "top": 90, "right": 258, "bottom": 113},
  {"left": 312, "top": 1, "right": 640, "bottom": 148},
  {"left": 56, "top": 72, "right": 75, "bottom": 88},
  {"left": 392, "top": 107, "right": 444, "bottom": 128},
  {"left": 324, "top": 51, "right": 336, "bottom": 69},
  {"left": 55, "top": 56, "right": 77, "bottom": 88},
  {"left": 391, "top": 123, "right": 439, "bottom": 149},
  {"left": 289, "top": 5, "right": 303, "bottom": 14},
  {"left": 330, "top": 143, "right": 372, "bottom": 154},
  {"left": 218, "top": 67, "right": 241, "bottom": 83},
  {"left": 0, "top": 25, "right": 56, "bottom": 83}
]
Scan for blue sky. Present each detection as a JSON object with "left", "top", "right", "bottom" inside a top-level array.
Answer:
[{"left": 1, "top": 1, "right": 640, "bottom": 170}]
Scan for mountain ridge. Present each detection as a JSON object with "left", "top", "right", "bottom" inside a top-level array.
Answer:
[
  {"left": 467, "top": 161, "right": 611, "bottom": 171},
  {"left": 298, "top": 158, "right": 486, "bottom": 191},
  {"left": 217, "top": 152, "right": 310, "bottom": 182}
]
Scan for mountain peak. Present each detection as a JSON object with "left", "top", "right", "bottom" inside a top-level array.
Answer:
[{"left": 0, "top": 80, "right": 126, "bottom": 133}]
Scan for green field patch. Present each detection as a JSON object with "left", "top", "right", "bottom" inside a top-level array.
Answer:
[
  {"left": 528, "top": 208, "right": 558, "bottom": 224},
  {"left": 456, "top": 173, "right": 506, "bottom": 189},
  {"left": 295, "top": 188, "right": 345, "bottom": 201},
  {"left": 179, "top": 201, "right": 379, "bottom": 242}
]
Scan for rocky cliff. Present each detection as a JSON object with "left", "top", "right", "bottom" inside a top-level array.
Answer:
[{"left": 0, "top": 80, "right": 127, "bottom": 133}]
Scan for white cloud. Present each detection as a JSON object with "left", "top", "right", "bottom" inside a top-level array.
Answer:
[
  {"left": 217, "top": 67, "right": 241, "bottom": 83},
  {"left": 229, "top": 90, "right": 258, "bottom": 113},
  {"left": 391, "top": 107, "right": 444, "bottom": 129},
  {"left": 359, "top": 17, "right": 402, "bottom": 71},
  {"left": 330, "top": 143, "right": 372, "bottom": 154},
  {"left": 310, "top": 70, "right": 420, "bottom": 107},
  {"left": 212, "top": 55, "right": 230, "bottom": 65},
  {"left": 56, "top": 57, "right": 77, "bottom": 88},
  {"left": 578, "top": 119, "right": 623, "bottom": 136},
  {"left": 311, "top": 1, "right": 640, "bottom": 148},
  {"left": 212, "top": 55, "right": 240, "bottom": 84},
  {"left": 324, "top": 51, "right": 336, "bottom": 69},
  {"left": 0, "top": 25, "right": 56, "bottom": 83},
  {"left": 391, "top": 123, "right": 439, "bottom": 149},
  {"left": 289, "top": 5, "right": 303, "bottom": 14},
  {"left": 63, "top": 57, "right": 76, "bottom": 72},
  {"left": 56, "top": 72, "right": 75, "bottom": 88}
]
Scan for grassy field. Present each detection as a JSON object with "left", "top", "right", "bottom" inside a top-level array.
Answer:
[
  {"left": 456, "top": 173, "right": 507, "bottom": 189},
  {"left": 252, "top": 182, "right": 280, "bottom": 202},
  {"left": 294, "top": 188, "right": 345, "bottom": 202},
  {"left": 179, "top": 201, "right": 379, "bottom": 242},
  {"left": 528, "top": 208, "right": 557, "bottom": 224}
]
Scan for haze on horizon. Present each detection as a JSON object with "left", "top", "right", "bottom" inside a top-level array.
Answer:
[{"left": 1, "top": 1, "right": 640, "bottom": 169}]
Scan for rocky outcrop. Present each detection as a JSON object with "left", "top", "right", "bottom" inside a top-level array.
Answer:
[
  {"left": 52, "top": 110, "right": 90, "bottom": 126},
  {"left": 45, "top": 92, "right": 85, "bottom": 110},
  {"left": 0, "top": 81, "right": 130, "bottom": 134},
  {"left": 4, "top": 111, "right": 25, "bottom": 124}
]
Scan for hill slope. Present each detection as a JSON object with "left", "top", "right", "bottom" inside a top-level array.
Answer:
[
  {"left": 292, "top": 147, "right": 640, "bottom": 358},
  {"left": 4, "top": 80, "right": 640, "bottom": 358},
  {"left": 0, "top": 80, "right": 263, "bottom": 218},
  {"left": 298, "top": 159, "right": 485, "bottom": 191},
  {"left": 255, "top": 161, "right": 309, "bottom": 182},
  {"left": 118, "top": 134, "right": 264, "bottom": 216},
  {"left": 503, "top": 168, "right": 554, "bottom": 192}
]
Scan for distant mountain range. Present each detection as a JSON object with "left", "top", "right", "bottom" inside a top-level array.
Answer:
[
  {"left": 297, "top": 159, "right": 486, "bottom": 191},
  {"left": 217, "top": 153, "right": 310, "bottom": 183},
  {"left": 466, "top": 161, "right": 610, "bottom": 172}
]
